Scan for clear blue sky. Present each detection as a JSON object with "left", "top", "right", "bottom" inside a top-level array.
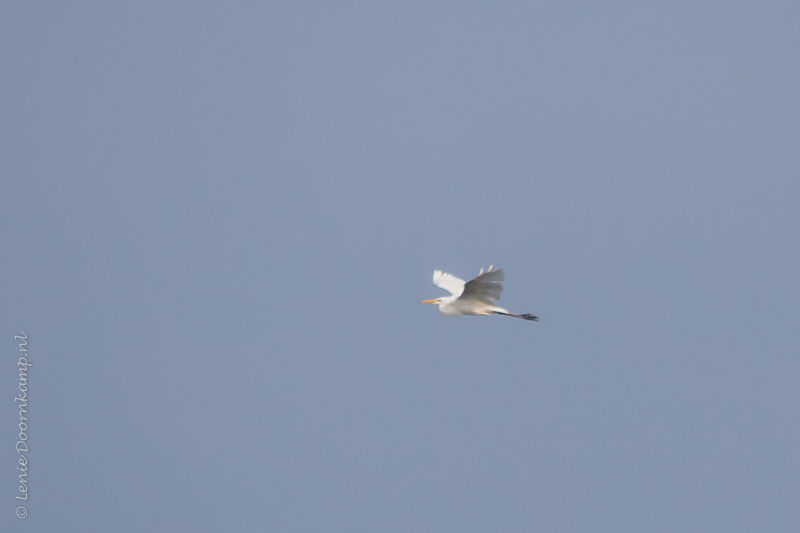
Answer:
[{"left": 2, "top": 2, "right": 799, "bottom": 531}]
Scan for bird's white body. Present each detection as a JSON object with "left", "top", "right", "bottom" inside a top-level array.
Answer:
[
  {"left": 436, "top": 296, "right": 507, "bottom": 317},
  {"left": 420, "top": 266, "right": 538, "bottom": 321}
]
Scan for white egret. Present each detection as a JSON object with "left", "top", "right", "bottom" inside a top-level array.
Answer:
[{"left": 420, "top": 265, "right": 538, "bottom": 321}]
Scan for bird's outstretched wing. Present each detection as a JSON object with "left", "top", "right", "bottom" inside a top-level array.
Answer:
[
  {"left": 461, "top": 265, "right": 504, "bottom": 303},
  {"left": 433, "top": 270, "right": 466, "bottom": 298}
]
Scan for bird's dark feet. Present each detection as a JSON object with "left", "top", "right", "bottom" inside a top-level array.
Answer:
[{"left": 520, "top": 314, "right": 538, "bottom": 321}]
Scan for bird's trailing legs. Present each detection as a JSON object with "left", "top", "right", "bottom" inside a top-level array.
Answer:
[{"left": 494, "top": 311, "right": 539, "bottom": 321}]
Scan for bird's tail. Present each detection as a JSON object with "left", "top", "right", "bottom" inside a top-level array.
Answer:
[{"left": 494, "top": 311, "right": 538, "bottom": 322}]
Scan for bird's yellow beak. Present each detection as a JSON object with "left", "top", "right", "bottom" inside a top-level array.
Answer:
[{"left": 419, "top": 299, "right": 438, "bottom": 304}]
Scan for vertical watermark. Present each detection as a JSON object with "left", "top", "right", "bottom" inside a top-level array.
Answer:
[{"left": 14, "top": 332, "right": 31, "bottom": 519}]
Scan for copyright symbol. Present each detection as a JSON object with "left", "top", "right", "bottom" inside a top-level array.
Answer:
[{"left": 16, "top": 506, "right": 27, "bottom": 519}]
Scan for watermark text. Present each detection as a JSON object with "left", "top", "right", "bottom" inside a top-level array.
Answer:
[{"left": 14, "top": 331, "right": 31, "bottom": 519}]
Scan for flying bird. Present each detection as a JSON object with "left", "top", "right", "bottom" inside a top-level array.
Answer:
[{"left": 420, "top": 265, "right": 538, "bottom": 321}]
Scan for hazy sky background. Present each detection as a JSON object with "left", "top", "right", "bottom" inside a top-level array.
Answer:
[{"left": 2, "top": 1, "right": 800, "bottom": 531}]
